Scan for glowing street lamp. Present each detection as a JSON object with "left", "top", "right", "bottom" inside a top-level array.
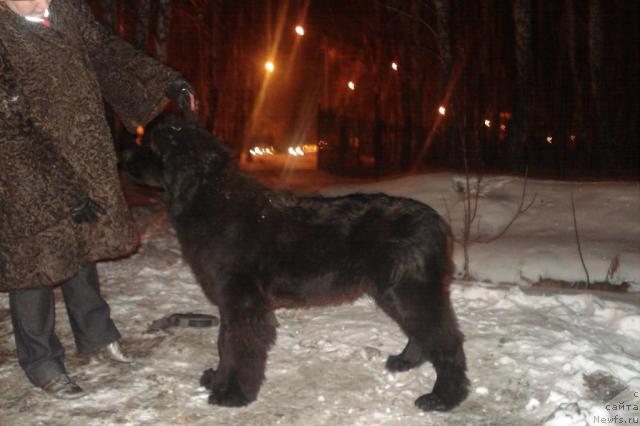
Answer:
[
  {"left": 295, "top": 25, "right": 305, "bottom": 36},
  {"left": 484, "top": 119, "right": 491, "bottom": 128},
  {"left": 438, "top": 106, "right": 446, "bottom": 116},
  {"left": 265, "top": 61, "right": 275, "bottom": 73},
  {"left": 347, "top": 81, "right": 355, "bottom": 91},
  {"left": 135, "top": 126, "right": 144, "bottom": 146},
  {"left": 391, "top": 62, "right": 398, "bottom": 71},
  {"left": 546, "top": 136, "right": 553, "bottom": 144}
]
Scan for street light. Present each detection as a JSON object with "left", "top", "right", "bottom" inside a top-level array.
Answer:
[
  {"left": 347, "top": 81, "right": 355, "bottom": 91},
  {"left": 438, "top": 106, "right": 446, "bottom": 116},
  {"left": 265, "top": 61, "right": 275, "bottom": 73},
  {"left": 295, "top": 25, "right": 305, "bottom": 36},
  {"left": 391, "top": 62, "right": 398, "bottom": 71}
]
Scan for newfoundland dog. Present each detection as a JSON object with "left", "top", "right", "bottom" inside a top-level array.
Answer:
[{"left": 142, "top": 116, "right": 469, "bottom": 411}]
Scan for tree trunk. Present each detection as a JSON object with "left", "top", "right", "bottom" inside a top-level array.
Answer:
[
  {"left": 510, "top": 0, "right": 533, "bottom": 172},
  {"left": 433, "top": 0, "right": 453, "bottom": 87},
  {"left": 135, "top": 0, "right": 152, "bottom": 51},
  {"left": 433, "top": 0, "right": 453, "bottom": 166},
  {"left": 565, "top": 0, "right": 583, "bottom": 136},
  {"left": 102, "top": 0, "right": 116, "bottom": 29},
  {"left": 155, "top": 0, "right": 172, "bottom": 61},
  {"left": 588, "top": 0, "right": 611, "bottom": 174}
]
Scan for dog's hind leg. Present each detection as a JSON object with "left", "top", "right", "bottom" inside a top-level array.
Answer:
[
  {"left": 414, "top": 302, "right": 469, "bottom": 412},
  {"left": 375, "top": 283, "right": 469, "bottom": 411},
  {"left": 374, "top": 294, "right": 428, "bottom": 372}
]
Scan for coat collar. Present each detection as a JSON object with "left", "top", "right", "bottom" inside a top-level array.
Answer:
[
  {"left": 0, "top": 1, "right": 59, "bottom": 35},
  {"left": 0, "top": 1, "right": 74, "bottom": 52}
]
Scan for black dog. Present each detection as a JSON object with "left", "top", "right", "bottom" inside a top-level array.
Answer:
[{"left": 144, "top": 116, "right": 469, "bottom": 411}]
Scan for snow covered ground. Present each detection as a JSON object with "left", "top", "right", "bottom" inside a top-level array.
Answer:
[{"left": 0, "top": 158, "right": 638, "bottom": 426}]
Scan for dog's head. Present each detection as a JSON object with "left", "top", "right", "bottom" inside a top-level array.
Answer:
[
  {"left": 138, "top": 115, "right": 232, "bottom": 189},
  {"left": 149, "top": 115, "right": 230, "bottom": 161},
  {"left": 120, "top": 114, "right": 233, "bottom": 196}
]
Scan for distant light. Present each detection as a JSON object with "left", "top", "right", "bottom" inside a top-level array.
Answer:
[
  {"left": 484, "top": 119, "right": 491, "bottom": 128},
  {"left": 347, "top": 81, "right": 355, "bottom": 90},
  {"left": 391, "top": 62, "right": 398, "bottom": 71},
  {"left": 250, "top": 146, "right": 275, "bottom": 156},
  {"left": 265, "top": 61, "right": 275, "bottom": 72},
  {"left": 570, "top": 135, "right": 576, "bottom": 143},
  {"left": 135, "top": 126, "right": 144, "bottom": 146},
  {"left": 500, "top": 124, "right": 507, "bottom": 131},
  {"left": 546, "top": 136, "right": 553, "bottom": 144},
  {"left": 295, "top": 25, "right": 305, "bottom": 36},
  {"left": 438, "top": 106, "right": 446, "bottom": 116},
  {"left": 302, "top": 144, "right": 318, "bottom": 153},
  {"left": 288, "top": 147, "right": 305, "bottom": 157}
]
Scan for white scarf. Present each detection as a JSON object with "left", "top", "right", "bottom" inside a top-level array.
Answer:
[{"left": 24, "top": 8, "right": 50, "bottom": 24}]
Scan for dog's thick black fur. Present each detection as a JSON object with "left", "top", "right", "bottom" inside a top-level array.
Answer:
[{"left": 144, "top": 116, "right": 469, "bottom": 411}]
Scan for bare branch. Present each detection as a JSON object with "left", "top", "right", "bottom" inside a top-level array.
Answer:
[
  {"left": 571, "top": 191, "right": 591, "bottom": 285},
  {"left": 469, "top": 173, "right": 482, "bottom": 225},
  {"left": 477, "top": 167, "right": 537, "bottom": 244},
  {"left": 440, "top": 192, "right": 453, "bottom": 225},
  {"left": 441, "top": 193, "right": 463, "bottom": 244},
  {"left": 375, "top": 0, "right": 439, "bottom": 39}
]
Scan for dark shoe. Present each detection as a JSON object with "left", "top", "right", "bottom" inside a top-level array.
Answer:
[
  {"left": 97, "top": 341, "right": 133, "bottom": 363},
  {"left": 42, "top": 374, "right": 85, "bottom": 400}
]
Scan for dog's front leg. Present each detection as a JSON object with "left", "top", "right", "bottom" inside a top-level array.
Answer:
[
  {"left": 200, "top": 322, "right": 229, "bottom": 393},
  {"left": 203, "top": 309, "right": 277, "bottom": 407}
]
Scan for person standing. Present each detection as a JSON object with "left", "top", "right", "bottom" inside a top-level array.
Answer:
[{"left": 0, "top": 0, "right": 195, "bottom": 398}]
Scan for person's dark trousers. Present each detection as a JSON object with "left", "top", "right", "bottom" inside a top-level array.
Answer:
[{"left": 9, "top": 263, "right": 121, "bottom": 387}]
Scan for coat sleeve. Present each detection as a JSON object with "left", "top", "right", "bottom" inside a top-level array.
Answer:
[
  {"left": 0, "top": 52, "right": 88, "bottom": 244},
  {"left": 73, "top": 0, "right": 183, "bottom": 132}
]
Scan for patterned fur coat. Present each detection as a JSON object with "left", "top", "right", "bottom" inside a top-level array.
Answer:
[{"left": 0, "top": 0, "right": 181, "bottom": 290}]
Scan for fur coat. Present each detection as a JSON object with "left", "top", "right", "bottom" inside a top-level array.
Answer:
[{"left": 0, "top": 0, "right": 181, "bottom": 290}]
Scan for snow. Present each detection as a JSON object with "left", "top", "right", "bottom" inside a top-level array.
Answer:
[{"left": 1, "top": 157, "right": 638, "bottom": 426}]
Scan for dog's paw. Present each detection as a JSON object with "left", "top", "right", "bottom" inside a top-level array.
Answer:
[
  {"left": 415, "top": 393, "right": 451, "bottom": 412},
  {"left": 200, "top": 368, "right": 217, "bottom": 390},
  {"left": 208, "top": 387, "right": 251, "bottom": 407},
  {"left": 385, "top": 355, "right": 419, "bottom": 372}
]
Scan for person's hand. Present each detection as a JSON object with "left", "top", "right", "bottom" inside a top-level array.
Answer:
[
  {"left": 71, "top": 197, "right": 106, "bottom": 224},
  {"left": 166, "top": 79, "right": 197, "bottom": 112}
]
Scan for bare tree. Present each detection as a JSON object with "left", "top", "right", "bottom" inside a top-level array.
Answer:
[
  {"left": 571, "top": 192, "right": 591, "bottom": 285},
  {"left": 101, "top": 0, "right": 116, "bottom": 29},
  {"left": 433, "top": 0, "right": 452, "bottom": 92},
  {"left": 155, "top": 0, "right": 173, "bottom": 61},
  {"left": 565, "top": 0, "right": 583, "bottom": 143},
  {"left": 134, "top": 0, "right": 152, "bottom": 51},
  {"left": 588, "top": 0, "right": 611, "bottom": 174},
  {"left": 510, "top": 0, "right": 533, "bottom": 172}
]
